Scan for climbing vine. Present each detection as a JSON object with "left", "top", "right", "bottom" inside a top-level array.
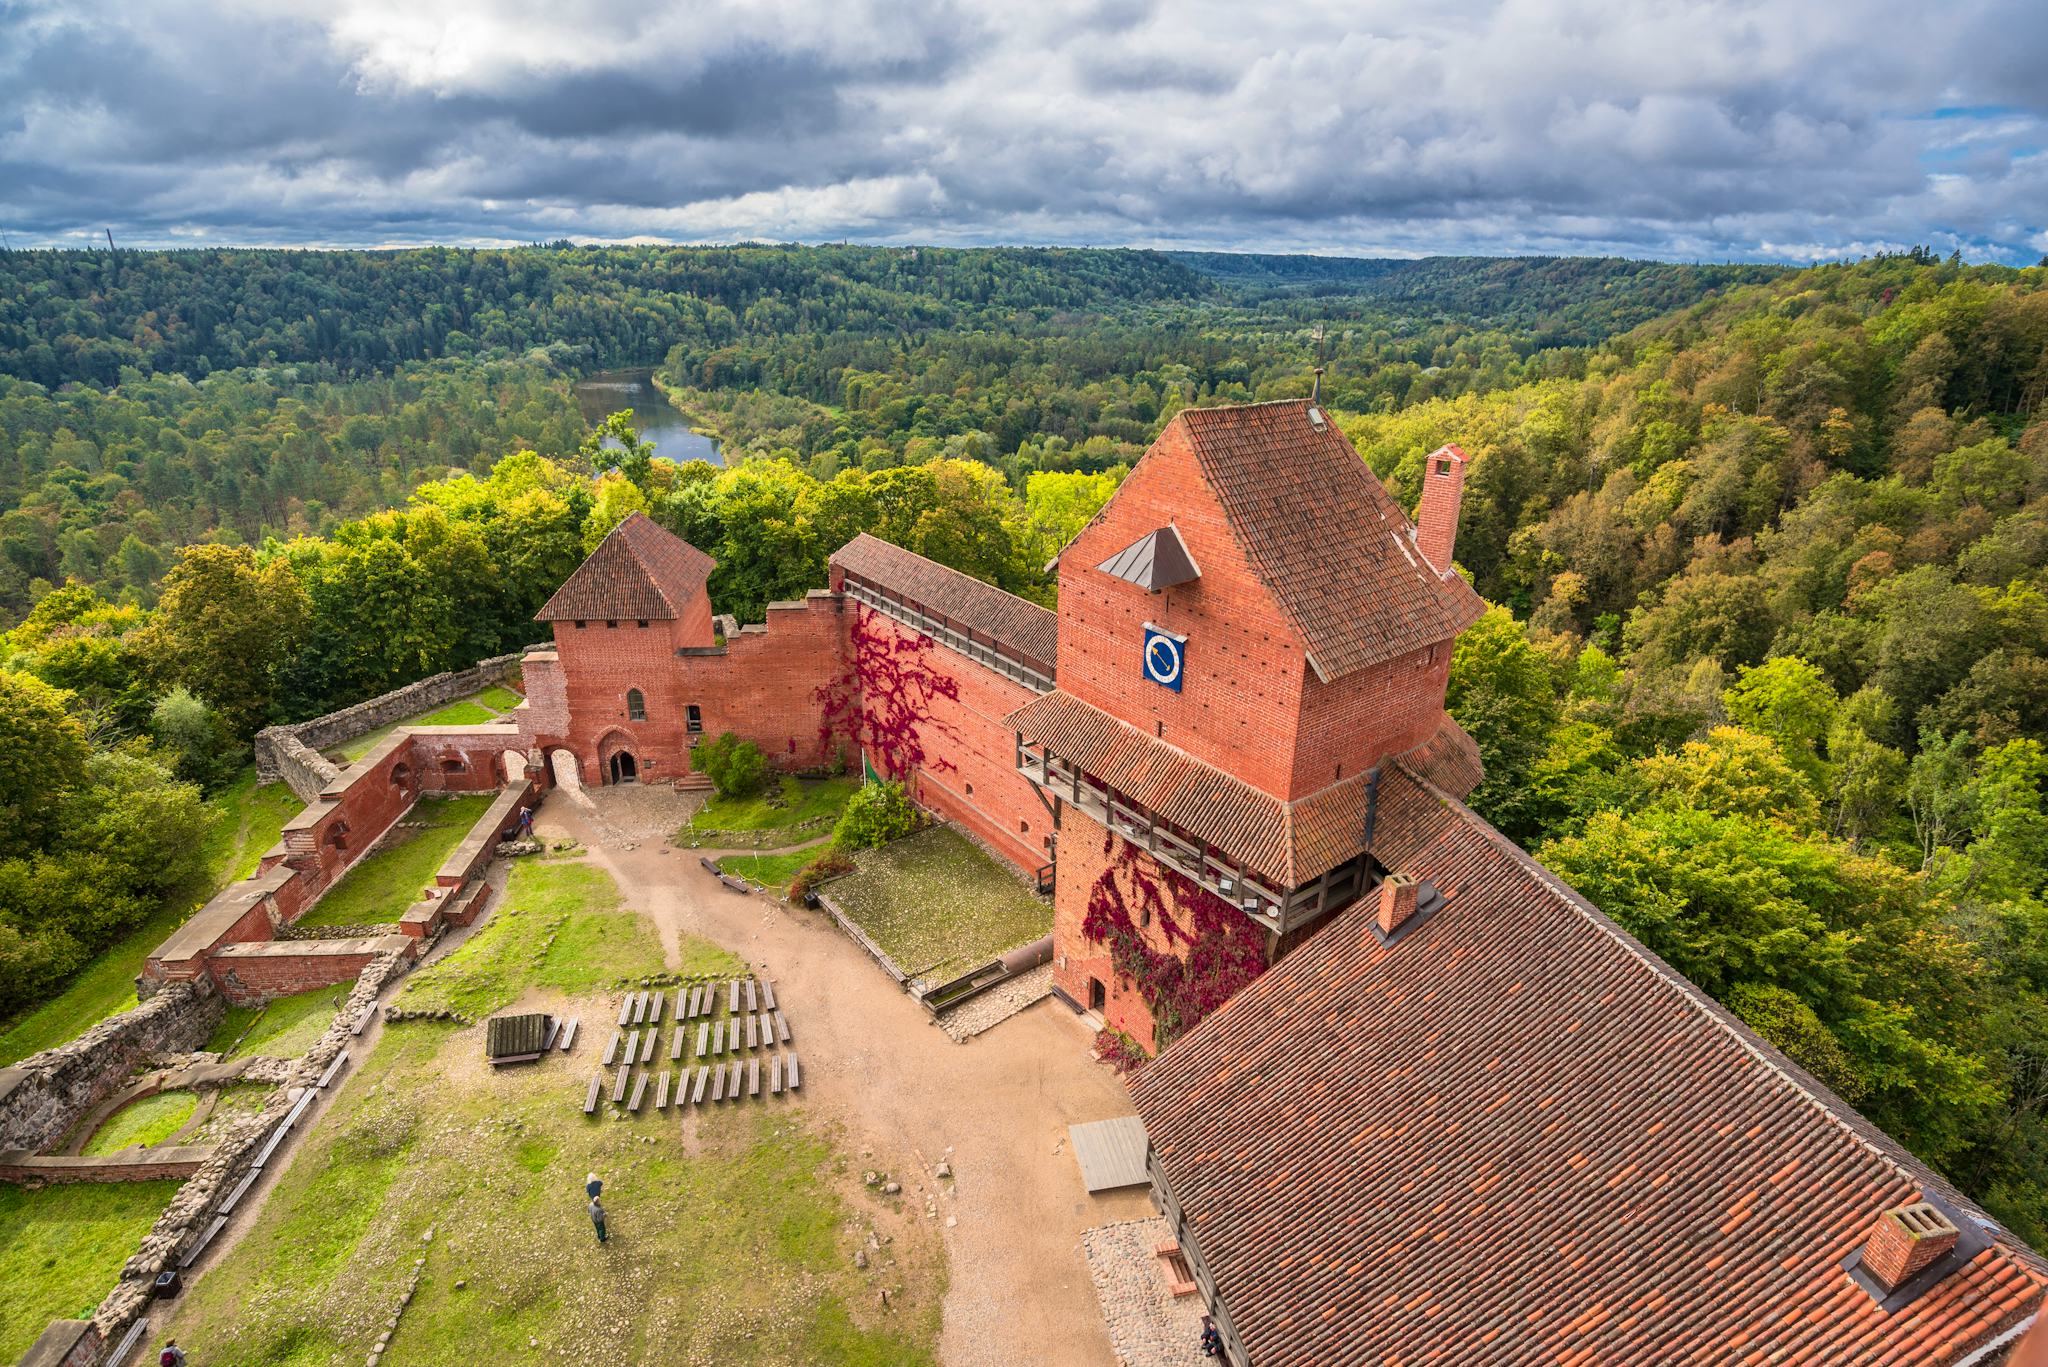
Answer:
[
  {"left": 814, "top": 605, "right": 962, "bottom": 781},
  {"left": 1080, "top": 833, "right": 1267, "bottom": 1048}
]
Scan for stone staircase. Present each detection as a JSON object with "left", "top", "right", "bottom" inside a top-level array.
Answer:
[{"left": 676, "top": 772, "right": 715, "bottom": 793}]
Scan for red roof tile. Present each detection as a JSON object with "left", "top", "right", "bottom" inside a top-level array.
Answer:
[
  {"left": 831, "top": 533, "right": 1058, "bottom": 673},
  {"left": 1173, "top": 402, "right": 1486, "bottom": 681},
  {"left": 1131, "top": 766, "right": 2047, "bottom": 1366},
  {"left": 536, "top": 512, "right": 715, "bottom": 622}
]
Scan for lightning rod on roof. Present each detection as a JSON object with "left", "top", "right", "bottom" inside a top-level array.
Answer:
[{"left": 1309, "top": 323, "right": 1328, "bottom": 405}]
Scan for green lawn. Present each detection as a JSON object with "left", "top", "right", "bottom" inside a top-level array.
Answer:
[
  {"left": 293, "top": 794, "right": 495, "bottom": 929},
  {"left": 0, "top": 768, "right": 302, "bottom": 1067},
  {"left": 824, "top": 827, "right": 1052, "bottom": 982},
  {"left": 80, "top": 1090, "right": 199, "bottom": 1156},
  {"left": 159, "top": 860, "right": 942, "bottom": 1366},
  {"left": 395, "top": 857, "right": 724, "bottom": 1019},
  {"left": 192, "top": 1083, "right": 274, "bottom": 1144},
  {"left": 336, "top": 690, "right": 520, "bottom": 761},
  {"left": 680, "top": 776, "right": 859, "bottom": 850},
  {"left": 718, "top": 848, "right": 819, "bottom": 892},
  {"left": 208, "top": 984, "right": 349, "bottom": 1059},
  {"left": 0, "top": 1181, "right": 182, "bottom": 1361}
]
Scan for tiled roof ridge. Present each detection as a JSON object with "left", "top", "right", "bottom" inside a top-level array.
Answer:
[
  {"left": 829, "top": 532, "right": 1059, "bottom": 668},
  {"left": 535, "top": 511, "right": 715, "bottom": 621},
  {"left": 1388, "top": 764, "right": 2035, "bottom": 1243},
  {"left": 617, "top": 514, "right": 683, "bottom": 614}
]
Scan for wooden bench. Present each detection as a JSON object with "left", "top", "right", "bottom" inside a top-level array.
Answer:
[
  {"left": 675, "top": 986, "right": 689, "bottom": 1020},
  {"left": 670, "top": 1026, "right": 686, "bottom": 1061},
  {"left": 617, "top": 996, "right": 633, "bottom": 1027},
  {"left": 710, "top": 1064, "right": 725, "bottom": 1103},
  {"left": 107, "top": 1317, "right": 151, "bottom": 1365},
  {"left": 748, "top": 1058, "right": 761, "bottom": 1098},
  {"left": 761, "top": 979, "right": 778, "bottom": 1011},
  {"left": 220, "top": 1165, "right": 262, "bottom": 1214},
  {"left": 558, "top": 1018, "right": 579, "bottom": 1052},
  {"left": 745, "top": 977, "right": 758, "bottom": 1013},
  {"left": 729, "top": 1061, "right": 746, "bottom": 1101},
  {"left": 699, "top": 855, "right": 721, "bottom": 874},
  {"left": 316, "top": 1051, "right": 348, "bottom": 1089},
  {"left": 602, "top": 1032, "right": 621, "bottom": 1066},
  {"left": 727, "top": 979, "right": 741, "bottom": 1013},
  {"left": 689, "top": 984, "right": 705, "bottom": 1017},
  {"left": 711, "top": 1020, "right": 725, "bottom": 1055},
  {"left": 654, "top": 1070, "right": 671, "bottom": 1110},
  {"left": 611, "top": 1067, "right": 632, "bottom": 1104},
  {"left": 648, "top": 991, "right": 664, "bottom": 1025},
  {"left": 584, "top": 1072, "right": 603, "bottom": 1115},
  {"left": 691, "top": 1066, "right": 710, "bottom": 1105},
  {"left": 695, "top": 1023, "right": 710, "bottom": 1057},
  {"left": 770, "top": 1054, "right": 782, "bottom": 1094},
  {"left": 541, "top": 1017, "right": 561, "bottom": 1052},
  {"left": 628, "top": 1072, "right": 649, "bottom": 1112},
  {"left": 774, "top": 1010, "right": 791, "bottom": 1044},
  {"left": 787, "top": 1053, "right": 801, "bottom": 1090}
]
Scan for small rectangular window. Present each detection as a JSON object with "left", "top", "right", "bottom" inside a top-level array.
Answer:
[
  {"left": 574, "top": 620, "right": 586, "bottom": 629},
  {"left": 636, "top": 619, "right": 649, "bottom": 629},
  {"left": 606, "top": 620, "right": 618, "bottom": 629},
  {"left": 686, "top": 704, "right": 703, "bottom": 734}
]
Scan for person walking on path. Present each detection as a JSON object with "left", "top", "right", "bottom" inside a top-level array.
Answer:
[
  {"left": 585, "top": 1171, "right": 602, "bottom": 1200},
  {"left": 159, "top": 1341, "right": 187, "bottom": 1367},
  {"left": 590, "top": 1194, "right": 608, "bottom": 1244}
]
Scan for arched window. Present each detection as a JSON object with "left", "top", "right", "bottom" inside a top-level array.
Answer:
[{"left": 626, "top": 689, "right": 646, "bottom": 722}]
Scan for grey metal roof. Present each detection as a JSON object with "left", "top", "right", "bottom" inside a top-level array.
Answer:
[
  {"left": 1097, "top": 525, "right": 1201, "bottom": 592},
  {"left": 1069, "top": 1115, "right": 1151, "bottom": 1192}
]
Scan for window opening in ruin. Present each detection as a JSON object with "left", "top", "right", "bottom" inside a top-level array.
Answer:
[
  {"left": 441, "top": 758, "right": 464, "bottom": 773},
  {"left": 636, "top": 619, "right": 648, "bottom": 628},
  {"left": 606, "top": 620, "right": 617, "bottom": 628},
  {"left": 627, "top": 688, "right": 646, "bottom": 722},
  {"left": 1089, "top": 978, "right": 1106, "bottom": 1012},
  {"left": 965, "top": 781, "right": 975, "bottom": 796},
  {"left": 686, "top": 704, "right": 703, "bottom": 734},
  {"left": 575, "top": 620, "right": 586, "bottom": 628},
  {"left": 1020, "top": 818, "right": 1031, "bottom": 834}
]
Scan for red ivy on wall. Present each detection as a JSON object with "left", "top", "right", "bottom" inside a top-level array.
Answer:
[
  {"left": 815, "top": 605, "right": 962, "bottom": 780},
  {"left": 1079, "top": 832, "right": 1267, "bottom": 1048}
]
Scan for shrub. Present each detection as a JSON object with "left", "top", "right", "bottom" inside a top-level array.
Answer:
[
  {"left": 1093, "top": 1028, "right": 1149, "bottom": 1074},
  {"left": 832, "top": 780, "right": 920, "bottom": 850},
  {"left": 695, "top": 731, "right": 769, "bottom": 798},
  {"left": 789, "top": 849, "right": 856, "bottom": 901}
]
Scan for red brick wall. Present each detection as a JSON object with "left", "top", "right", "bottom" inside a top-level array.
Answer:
[
  {"left": 855, "top": 609, "right": 1048, "bottom": 874},
  {"left": 408, "top": 729, "right": 527, "bottom": 793},
  {"left": 1055, "top": 424, "right": 1314, "bottom": 799},
  {"left": 1050, "top": 809, "right": 1216, "bottom": 1049},
  {"left": 212, "top": 947, "right": 382, "bottom": 1003},
  {"left": 681, "top": 594, "right": 847, "bottom": 772},
  {"left": 1288, "top": 644, "right": 1454, "bottom": 794},
  {"left": 546, "top": 616, "right": 701, "bottom": 785}
]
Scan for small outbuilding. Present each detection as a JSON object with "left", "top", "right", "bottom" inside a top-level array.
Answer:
[{"left": 485, "top": 1012, "right": 551, "bottom": 1065}]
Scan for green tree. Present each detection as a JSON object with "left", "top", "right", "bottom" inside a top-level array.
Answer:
[
  {"left": 0, "top": 670, "right": 90, "bottom": 859},
  {"left": 1446, "top": 606, "right": 1561, "bottom": 839},
  {"left": 139, "top": 544, "right": 306, "bottom": 738},
  {"left": 1723, "top": 657, "right": 1838, "bottom": 782}
]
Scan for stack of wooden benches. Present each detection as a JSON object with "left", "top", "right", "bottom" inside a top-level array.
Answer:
[{"left": 583, "top": 974, "right": 802, "bottom": 1117}]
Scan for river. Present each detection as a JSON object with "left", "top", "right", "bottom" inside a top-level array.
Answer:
[{"left": 573, "top": 369, "right": 723, "bottom": 467}]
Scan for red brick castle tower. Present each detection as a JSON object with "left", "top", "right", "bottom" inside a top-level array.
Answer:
[{"left": 1011, "top": 401, "right": 1482, "bottom": 1051}]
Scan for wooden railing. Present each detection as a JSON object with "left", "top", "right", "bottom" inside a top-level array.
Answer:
[{"left": 842, "top": 578, "right": 1055, "bottom": 693}]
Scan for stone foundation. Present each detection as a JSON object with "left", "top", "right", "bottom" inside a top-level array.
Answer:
[{"left": 0, "top": 983, "right": 221, "bottom": 1155}]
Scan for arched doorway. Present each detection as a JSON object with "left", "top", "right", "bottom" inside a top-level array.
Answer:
[{"left": 608, "top": 751, "right": 639, "bottom": 784}]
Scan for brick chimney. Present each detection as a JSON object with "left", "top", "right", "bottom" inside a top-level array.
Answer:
[
  {"left": 1376, "top": 874, "right": 1419, "bottom": 938},
  {"left": 1416, "top": 444, "right": 1468, "bottom": 573},
  {"left": 1862, "top": 1202, "right": 1960, "bottom": 1290}
]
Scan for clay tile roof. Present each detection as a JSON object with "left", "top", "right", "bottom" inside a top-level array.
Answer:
[
  {"left": 1010, "top": 690, "right": 1480, "bottom": 888},
  {"left": 536, "top": 512, "right": 715, "bottom": 622},
  {"left": 830, "top": 533, "right": 1058, "bottom": 673},
  {"left": 1131, "top": 765, "right": 2048, "bottom": 1367},
  {"left": 1173, "top": 401, "right": 1485, "bottom": 680}
]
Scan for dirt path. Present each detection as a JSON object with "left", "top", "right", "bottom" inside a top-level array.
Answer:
[{"left": 538, "top": 787, "right": 1148, "bottom": 1367}]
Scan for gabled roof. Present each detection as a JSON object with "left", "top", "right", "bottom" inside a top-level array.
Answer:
[
  {"left": 1006, "top": 689, "right": 1481, "bottom": 886},
  {"left": 1097, "top": 525, "right": 1201, "bottom": 591},
  {"left": 1170, "top": 401, "right": 1485, "bottom": 680},
  {"left": 830, "top": 533, "right": 1058, "bottom": 674},
  {"left": 1131, "top": 766, "right": 2048, "bottom": 1366},
  {"left": 536, "top": 512, "right": 714, "bottom": 622}
]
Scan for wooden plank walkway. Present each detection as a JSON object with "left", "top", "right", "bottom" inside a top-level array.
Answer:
[{"left": 584, "top": 1073, "right": 603, "bottom": 1115}]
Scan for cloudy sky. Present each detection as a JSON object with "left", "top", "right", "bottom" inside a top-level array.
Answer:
[{"left": 2, "top": 0, "right": 2044, "bottom": 262}]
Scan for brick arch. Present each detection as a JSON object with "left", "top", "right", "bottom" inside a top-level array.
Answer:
[{"left": 594, "top": 728, "right": 638, "bottom": 786}]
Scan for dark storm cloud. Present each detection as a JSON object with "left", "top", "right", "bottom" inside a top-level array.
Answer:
[{"left": 0, "top": 0, "right": 2043, "bottom": 260}]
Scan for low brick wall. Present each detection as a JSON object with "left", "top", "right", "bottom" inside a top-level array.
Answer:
[
  {"left": 0, "top": 1147, "right": 213, "bottom": 1185},
  {"left": 211, "top": 936, "right": 412, "bottom": 1005},
  {"left": 0, "top": 983, "right": 220, "bottom": 1154},
  {"left": 255, "top": 649, "right": 534, "bottom": 798},
  {"left": 17, "top": 1320, "right": 98, "bottom": 1367}
]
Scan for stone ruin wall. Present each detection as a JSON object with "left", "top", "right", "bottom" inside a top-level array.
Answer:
[
  {"left": 0, "top": 982, "right": 222, "bottom": 1154},
  {"left": 255, "top": 649, "right": 534, "bottom": 800}
]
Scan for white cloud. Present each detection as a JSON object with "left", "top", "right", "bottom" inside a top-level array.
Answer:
[{"left": 1, "top": 0, "right": 2043, "bottom": 260}]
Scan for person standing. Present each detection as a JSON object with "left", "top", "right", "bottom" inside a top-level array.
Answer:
[
  {"left": 585, "top": 1171, "right": 602, "bottom": 1200},
  {"left": 589, "top": 1194, "right": 608, "bottom": 1244},
  {"left": 158, "top": 1341, "right": 187, "bottom": 1367}
]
